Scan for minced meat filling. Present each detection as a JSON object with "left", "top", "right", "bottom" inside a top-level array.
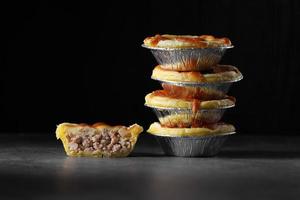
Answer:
[{"left": 66, "top": 126, "right": 131, "bottom": 154}]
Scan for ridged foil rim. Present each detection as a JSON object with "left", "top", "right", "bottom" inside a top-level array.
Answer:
[
  {"left": 152, "top": 74, "right": 243, "bottom": 86},
  {"left": 141, "top": 44, "right": 234, "bottom": 51},
  {"left": 144, "top": 103, "right": 235, "bottom": 110},
  {"left": 154, "top": 131, "right": 236, "bottom": 138}
]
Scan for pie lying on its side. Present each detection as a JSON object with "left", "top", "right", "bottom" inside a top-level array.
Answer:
[
  {"left": 143, "top": 34, "right": 232, "bottom": 48},
  {"left": 56, "top": 123, "right": 143, "bottom": 158}
]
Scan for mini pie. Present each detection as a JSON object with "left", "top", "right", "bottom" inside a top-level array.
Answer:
[
  {"left": 56, "top": 123, "right": 143, "bottom": 158},
  {"left": 147, "top": 122, "right": 235, "bottom": 137},
  {"left": 144, "top": 34, "right": 232, "bottom": 48},
  {"left": 152, "top": 65, "right": 242, "bottom": 83},
  {"left": 145, "top": 90, "right": 235, "bottom": 110}
]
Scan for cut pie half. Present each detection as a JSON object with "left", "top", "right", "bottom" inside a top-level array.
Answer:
[{"left": 56, "top": 123, "right": 143, "bottom": 158}]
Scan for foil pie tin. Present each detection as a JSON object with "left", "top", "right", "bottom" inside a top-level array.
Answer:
[
  {"left": 160, "top": 81, "right": 232, "bottom": 98},
  {"left": 145, "top": 105, "right": 232, "bottom": 127},
  {"left": 154, "top": 74, "right": 243, "bottom": 96},
  {"left": 155, "top": 132, "right": 235, "bottom": 157},
  {"left": 142, "top": 44, "right": 233, "bottom": 71}
]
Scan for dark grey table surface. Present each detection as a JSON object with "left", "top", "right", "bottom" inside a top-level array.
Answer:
[{"left": 0, "top": 134, "right": 299, "bottom": 200}]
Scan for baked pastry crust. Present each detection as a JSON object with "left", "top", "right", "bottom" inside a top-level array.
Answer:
[
  {"left": 152, "top": 65, "right": 242, "bottom": 83},
  {"left": 144, "top": 34, "right": 232, "bottom": 48},
  {"left": 147, "top": 122, "right": 235, "bottom": 137},
  {"left": 145, "top": 91, "right": 235, "bottom": 109},
  {"left": 56, "top": 123, "right": 143, "bottom": 158},
  {"left": 158, "top": 112, "right": 223, "bottom": 128}
]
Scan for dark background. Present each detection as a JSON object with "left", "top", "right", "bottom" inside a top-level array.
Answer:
[{"left": 0, "top": 0, "right": 299, "bottom": 134}]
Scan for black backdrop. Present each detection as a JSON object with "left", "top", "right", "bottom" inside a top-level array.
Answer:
[{"left": 0, "top": 0, "right": 299, "bottom": 134}]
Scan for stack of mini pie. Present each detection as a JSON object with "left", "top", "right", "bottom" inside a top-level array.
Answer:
[{"left": 142, "top": 34, "right": 243, "bottom": 157}]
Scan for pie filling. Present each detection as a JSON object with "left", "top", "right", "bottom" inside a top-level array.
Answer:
[{"left": 66, "top": 126, "right": 132, "bottom": 154}]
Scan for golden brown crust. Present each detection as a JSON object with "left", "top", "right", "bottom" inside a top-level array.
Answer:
[
  {"left": 152, "top": 65, "right": 242, "bottom": 83},
  {"left": 143, "top": 34, "right": 232, "bottom": 48},
  {"left": 158, "top": 113, "right": 223, "bottom": 128},
  {"left": 145, "top": 91, "right": 235, "bottom": 109},
  {"left": 56, "top": 123, "right": 143, "bottom": 158},
  {"left": 147, "top": 122, "right": 235, "bottom": 137},
  {"left": 57, "top": 122, "right": 112, "bottom": 130}
]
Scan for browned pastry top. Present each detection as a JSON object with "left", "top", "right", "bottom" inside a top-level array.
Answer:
[{"left": 144, "top": 34, "right": 232, "bottom": 48}]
